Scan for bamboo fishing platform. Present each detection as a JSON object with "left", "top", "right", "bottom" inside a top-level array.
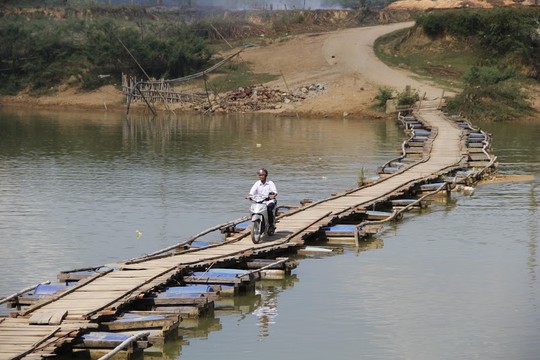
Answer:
[{"left": 0, "top": 103, "right": 497, "bottom": 360}]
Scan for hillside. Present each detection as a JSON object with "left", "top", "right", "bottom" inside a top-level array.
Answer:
[
  {"left": 0, "top": 22, "right": 419, "bottom": 117},
  {"left": 0, "top": 3, "right": 538, "bottom": 118},
  {"left": 388, "top": 0, "right": 537, "bottom": 10}
]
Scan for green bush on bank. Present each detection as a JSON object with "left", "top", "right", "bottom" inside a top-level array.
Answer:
[
  {"left": 445, "top": 66, "right": 533, "bottom": 121},
  {"left": 416, "top": 7, "right": 540, "bottom": 79},
  {"left": 374, "top": 87, "right": 393, "bottom": 109},
  {"left": 412, "top": 7, "right": 538, "bottom": 121}
]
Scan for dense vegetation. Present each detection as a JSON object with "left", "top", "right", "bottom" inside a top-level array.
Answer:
[
  {"left": 416, "top": 7, "right": 540, "bottom": 79},
  {"left": 0, "top": 0, "right": 394, "bottom": 10},
  {"left": 0, "top": 14, "right": 213, "bottom": 94},
  {"left": 395, "top": 7, "right": 539, "bottom": 121},
  {"left": 444, "top": 66, "right": 534, "bottom": 121},
  {"left": 0, "top": 5, "right": 393, "bottom": 95}
]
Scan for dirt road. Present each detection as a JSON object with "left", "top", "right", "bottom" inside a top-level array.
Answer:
[
  {"left": 240, "top": 21, "right": 446, "bottom": 117},
  {"left": 3, "top": 21, "right": 445, "bottom": 116},
  {"left": 242, "top": 22, "right": 448, "bottom": 116}
]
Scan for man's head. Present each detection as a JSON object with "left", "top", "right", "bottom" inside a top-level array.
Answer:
[{"left": 257, "top": 168, "right": 268, "bottom": 179}]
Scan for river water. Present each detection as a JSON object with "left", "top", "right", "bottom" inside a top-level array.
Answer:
[{"left": 0, "top": 108, "right": 538, "bottom": 360}]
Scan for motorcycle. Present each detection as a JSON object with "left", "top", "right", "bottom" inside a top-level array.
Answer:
[{"left": 249, "top": 193, "right": 276, "bottom": 244}]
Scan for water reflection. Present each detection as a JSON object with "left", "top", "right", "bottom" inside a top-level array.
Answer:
[
  {"left": 123, "top": 115, "right": 179, "bottom": 148},
  {"left": 1, "top": 109, "right": 405, "bottom": 299},
  {"left": 252, "top": 276, "right": 299, "bottom": 339},
  {"left": 155, "top": 275, "right": 299, "bottom": 359},
  {"left": 253, "top": 286, "right": 279, "bottom": 338},
  {"left": 527, "top": 181, "right": 538, "bottom": 286},
  {"left": 355, "top": 238, "right": 384, "bottom": 254},
  {"left": 1, "top": 110, "right": 539, "bottom": 359}
]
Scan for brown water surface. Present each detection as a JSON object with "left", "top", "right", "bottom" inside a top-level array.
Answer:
[{"left": 0, "top": 109, "right": 538, "bottom": 360}]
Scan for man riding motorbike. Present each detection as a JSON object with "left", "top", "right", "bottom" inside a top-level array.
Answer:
[{"left": 246, "top": 168, "right": 277, "bottom": 232}]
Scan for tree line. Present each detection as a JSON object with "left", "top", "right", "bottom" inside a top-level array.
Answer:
[
  {"left": 1, "top": 0, "right": 393, "bottom": 9},
  {"left": 0, "top": 16, "right": 213, "bottom": 94},
  {"left": 416, "top": 7, "right": 540, "bottom": 79}
]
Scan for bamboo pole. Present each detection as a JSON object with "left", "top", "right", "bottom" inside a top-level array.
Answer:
[
  {"left": 124, "top": 215, "right": 250, "bottom": 264},
  {"left": 354, "top": 182, "right": 449, "bottom": 247},
  {"left": 438, "top": 90, "right": 445, "bottom": 109},
  {"left": 136, "top": 85, "right": 157, "bottom": 116},
  {"left": 280, "top": 70, "right": 299, "bottom": 119},
  {"left": 97, "top": 331, "right": 150, "bottom": 360},
  {"left": 0, "top": 280, "right": 51, "bottom": 305},
  {"left": 240, "top": 258, "right": 290, "bottom": 278}
]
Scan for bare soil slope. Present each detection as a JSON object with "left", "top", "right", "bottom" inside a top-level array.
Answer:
[{"left": 239, "top": 21, "right": 448, "bottom": 118}]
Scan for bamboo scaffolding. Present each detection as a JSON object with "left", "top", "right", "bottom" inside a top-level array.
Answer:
[{"left": 123, "top": 48, "right": 245, "bottom": 110}]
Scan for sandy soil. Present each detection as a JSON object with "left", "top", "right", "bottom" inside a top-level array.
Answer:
[
  {"left": 0, "top": 84, "right": 126, "bottom": 113},
  {"left": 1, "top": 21, "right": 436, "bottom": 117},
  {"left": 239, "top": 21, "right": 448, "bottom": 118}
]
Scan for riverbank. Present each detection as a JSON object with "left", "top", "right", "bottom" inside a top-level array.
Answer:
[
  {"left": 0, "top": 22, "right": 418, "bottom": 119},
  {"left": 2, "top": 19, "right": 537, "bottom": 121},
  {"left": 0, "top": 85, "right": 126, "bottom": 113}
]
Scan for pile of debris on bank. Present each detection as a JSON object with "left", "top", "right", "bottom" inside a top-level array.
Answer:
[
  {"left": 197, "top": 83, "right": 327, "bottom": 113},
  {"left": 123, "top": 70, "right": 327, "bottom": 113}
]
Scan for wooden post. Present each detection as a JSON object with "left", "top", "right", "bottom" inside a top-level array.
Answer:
[
  {"left": 438, "top": 90, "right": 445, "bottom": 109},
  {"left": 354, "top": 226, "right": 360, "bottom": 247},
  {"left": 204, "top": 75, "right": 211, "bottom": 110}
]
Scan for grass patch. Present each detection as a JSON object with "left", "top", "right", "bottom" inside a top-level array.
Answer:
[
  {"left": 206, "top": 62, "right": 279, "bottom": 93},
  {"left": 374, "top": 28, "right": 469, "bottom": 93}
]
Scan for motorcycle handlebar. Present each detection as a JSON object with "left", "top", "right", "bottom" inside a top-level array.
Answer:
[{"left": 248, "top": 194, "right": 269, "bottom": 202}]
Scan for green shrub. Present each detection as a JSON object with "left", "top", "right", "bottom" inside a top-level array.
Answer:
[
  {"left": 0, "top": 15, "right": 213, "bottom": 94},
  {"left": 416, "top": 8, "right": 540, "bottom": 79},
  {"left": 445, "top": 66, "right": 533, "bottom": 121},
  {"left": 374, "top": 87, "right": 393, "bottom": 109},
  {"left": 418, "top": 14, "right": 445, "bottom": 37},
  {"left": 397, "top": 86, "right": 419, "bottom": 107},
  {"left": 463, "top": 66, "right": 515, "bottom": 87}
]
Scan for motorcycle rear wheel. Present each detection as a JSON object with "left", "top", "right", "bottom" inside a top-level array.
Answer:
[{"left": 251, "top": 220, "right": 263, "bottom": 244}]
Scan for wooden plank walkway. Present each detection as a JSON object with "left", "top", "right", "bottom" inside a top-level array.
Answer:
[{"left": 0, "top": 105, "right": 489, "bottom": 360}]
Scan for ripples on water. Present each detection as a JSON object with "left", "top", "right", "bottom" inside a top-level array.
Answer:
[
  {"left": 0, "top": 110, "right": 538, "bottom": 359},
  {"left": 0, "top": 111, "right": 400, "bottom": 295}
]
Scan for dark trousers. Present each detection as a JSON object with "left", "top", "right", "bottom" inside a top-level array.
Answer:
[{"left": 266, "top": 201, "right": 276, "bottom": 227}]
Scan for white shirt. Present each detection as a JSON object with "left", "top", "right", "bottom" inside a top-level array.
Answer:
[{"left": 249, "top": 180, "right": 277, "bottom": 198}]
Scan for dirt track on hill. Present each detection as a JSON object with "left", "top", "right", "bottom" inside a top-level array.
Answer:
[
  {"left": 1, "top": 21, "right": 447, "bottom": 117},
  {"left": 240, "top": 20, "right": 450, "bottom": 118}
]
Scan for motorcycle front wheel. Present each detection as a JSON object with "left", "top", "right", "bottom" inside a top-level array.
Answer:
[{"left": 251, "top": 220, "right": 263, "bottom": 244}]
